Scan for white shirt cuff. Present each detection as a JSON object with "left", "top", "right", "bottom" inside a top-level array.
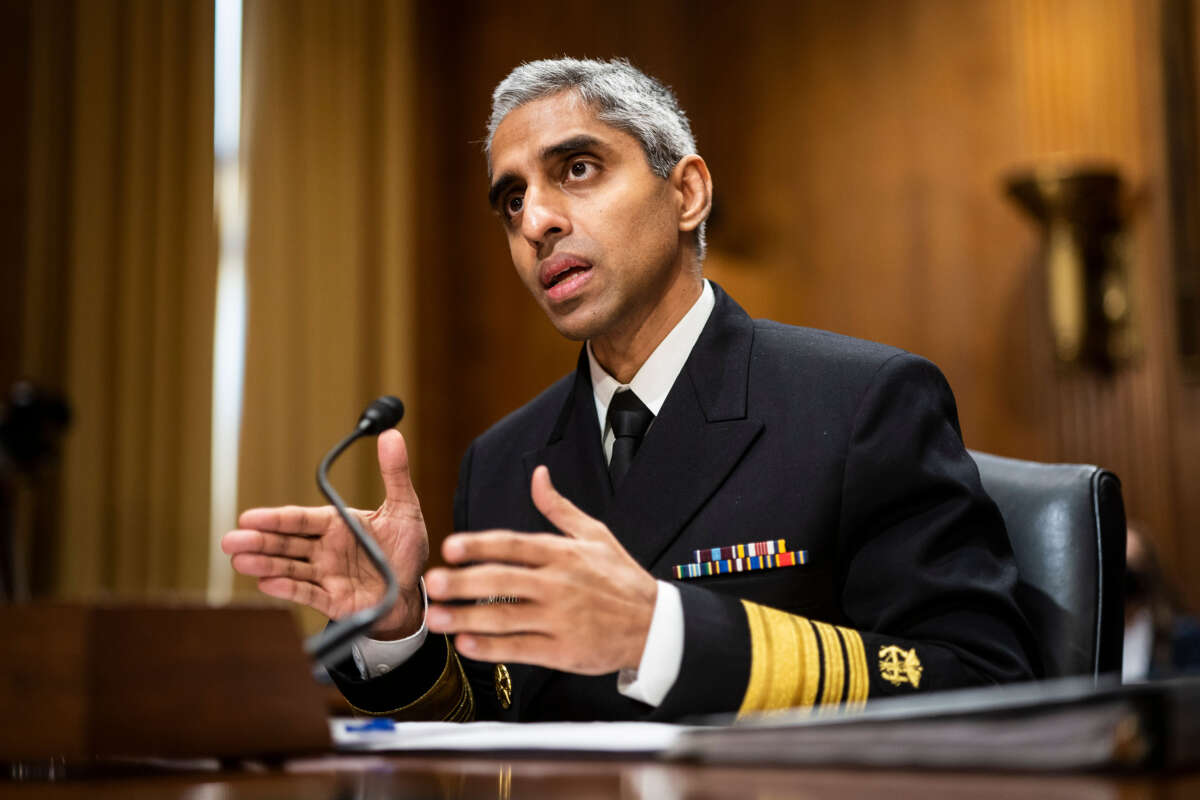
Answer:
[
  {"left": 617, "top": 580, "right": 684, "bottom": 707},
  {"left": 350, "top": 577, "right": 429, "bottom": 680}
]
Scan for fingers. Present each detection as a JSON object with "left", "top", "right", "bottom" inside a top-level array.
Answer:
[
  {"left": 237, "top": 505, "right": 335, "bottom": 534},
  {"left": 425, "top": 563, "right": 541, "bottom": 602},
  {"left": 230, "top": 552, "right": 317, "bottom": 583},
  {"left": 256, "top": 576, "right": 332, "bottom": 617},
  {"left": 221, "top": 528, "right": 315, "bottom": 560},
  {"left": 427, "top": 600, "right": 545, "bottom": 636},
  {"left": 441, "top": 531, "right": 566, "bottom": 566},
  {"left": 529, "top": 466, "right": 610, "bottom": 541},
  {"left": 378, "top": 429, "right": 420, "bottom": 507}
]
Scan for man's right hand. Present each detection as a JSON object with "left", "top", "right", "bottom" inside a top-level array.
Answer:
[{"left": 221, "top": 429, "right": 428, "bottom": 640}]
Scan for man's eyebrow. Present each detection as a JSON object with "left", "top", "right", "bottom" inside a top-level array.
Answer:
[
  {"left": 488, "top": 174, "right": 519, "bottom": 210},
  {"left": 539, "top": 134, "right": 604, "bottom": 161},
  {"left": 487, "top": 135, "right": 607, "bottom": 209}
]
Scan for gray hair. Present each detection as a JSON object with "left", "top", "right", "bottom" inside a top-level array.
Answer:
[{"left": 487, "top": 57, "right": 706, "bottom": 260}]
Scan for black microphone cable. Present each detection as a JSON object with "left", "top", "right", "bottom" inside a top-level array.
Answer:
[{"left": 304, "top": 395, "right": 405, "bottom": 667}]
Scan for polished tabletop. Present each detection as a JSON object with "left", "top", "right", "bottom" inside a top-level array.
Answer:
[{"left": 5, "top": 754, "right": 1200, "bottom": 800}]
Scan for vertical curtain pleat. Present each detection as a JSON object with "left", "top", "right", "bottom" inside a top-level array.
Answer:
[
  {"left": 23, "top": 0, "right": 216, "bottom": 598},
  {"left": 236, "top": 0, "right": 417, "bottom": 616}
]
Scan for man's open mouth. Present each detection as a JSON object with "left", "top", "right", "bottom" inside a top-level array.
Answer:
[
  {"left": 547, "top": 266, "right": 589, "bottom": 288},
  {"left": 540, "top": 256, "right": 594, "bottom": 291}
]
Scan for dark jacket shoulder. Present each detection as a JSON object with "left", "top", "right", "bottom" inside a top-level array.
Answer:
[
  {"left": 746, "top": 319, "right": 956, "bottom": 432},
  {"left": 751, "top": 319, "right": 913, "bottom": 386}
]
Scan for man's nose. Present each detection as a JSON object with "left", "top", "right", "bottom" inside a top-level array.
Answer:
[{"left": 520, "top": 186, "right": 570, "bottom": 248}]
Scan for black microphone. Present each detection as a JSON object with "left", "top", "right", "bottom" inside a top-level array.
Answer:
[
  {"left": 356, "top": 395, "right": 404, "bottom": 435},
  {"left": 304, "top": 395, "right": 405, "bottom": 667}
]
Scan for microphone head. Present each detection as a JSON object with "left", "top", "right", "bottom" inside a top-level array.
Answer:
[{"left": 357, "top": 395, "right": 405, "bottom": 435}]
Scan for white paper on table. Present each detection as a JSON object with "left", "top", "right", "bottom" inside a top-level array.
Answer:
[{"left": 330, "top": 719, "right": 696, "bottom": 755}]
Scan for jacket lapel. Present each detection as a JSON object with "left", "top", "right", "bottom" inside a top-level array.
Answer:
[
  {"left": 506, "top": 284, "right": 762, "bottom": 713},
  {"left": 604, "top": 284, "right": 763, "bottom": 571},
  {"left": 511, "top": 351, "right": 607, "bottom": 712},
  {"left": 521, "top": 348, "right": 610, "bottom": 531}
]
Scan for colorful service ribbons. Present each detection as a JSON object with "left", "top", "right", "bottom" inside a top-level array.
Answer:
[{"left": 671, "top": 539, "right": 808, "bottom": 580}]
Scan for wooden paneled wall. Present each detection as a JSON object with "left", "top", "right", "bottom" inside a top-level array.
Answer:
[
  {"left": 409, "top": 0, "right": 1198, "bottom": 598},
  {"left": 1009, "top": 0, "right": 1190, "bottom": 595}
]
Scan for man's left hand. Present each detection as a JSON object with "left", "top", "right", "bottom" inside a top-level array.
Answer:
[{"left": 424, "top": 465, "right": 658, "bottom": 675}]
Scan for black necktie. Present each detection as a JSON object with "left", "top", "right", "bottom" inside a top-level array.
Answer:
[{"left": 607, "top": 389, "right": 653, "bottom": 490}]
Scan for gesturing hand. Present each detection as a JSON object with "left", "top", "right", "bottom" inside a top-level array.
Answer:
[
  {"left": 424, "top": 465, "right": 659, "bottom": 674},
  {"left": 221, "top": 429, "right": 429, "bottom": 639}
]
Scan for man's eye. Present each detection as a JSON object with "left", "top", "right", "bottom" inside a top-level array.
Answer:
[
  {"left": 568, "top": 161, "right": 591, "bottom": 178},
  {"left": 506, "top": 195, "right": 524, "bottom": 216}
]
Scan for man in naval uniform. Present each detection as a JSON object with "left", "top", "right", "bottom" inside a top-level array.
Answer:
[{"left": 222, "top": 58, "right": 1039, "bottom": 722}]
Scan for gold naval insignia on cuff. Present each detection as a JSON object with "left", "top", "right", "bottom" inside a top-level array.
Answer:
[
  {"left": 494, "top": 663, "right": 513, "bottom": 709},
  {"left": 878, "top": 645, "right": 923, "bottom": 688}
]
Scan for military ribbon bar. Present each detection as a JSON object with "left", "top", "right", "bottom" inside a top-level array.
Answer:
[
  {"left": 695, "top": 539, "right": 787, "bottom": 563},
  {"left": 673, "top": 549, "right": 808, "bottom": 580}
]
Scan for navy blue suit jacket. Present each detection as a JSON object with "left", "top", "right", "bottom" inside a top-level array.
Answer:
[{"left": 331, "top": 283, "right": 1039, "bottom": 721}]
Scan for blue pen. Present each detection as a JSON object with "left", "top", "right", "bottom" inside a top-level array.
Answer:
[{"left": 344, "top": 718, "right": 396, "bottom": 733}]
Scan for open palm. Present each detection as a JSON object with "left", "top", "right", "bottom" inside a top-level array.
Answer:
[{"left": 222, "top": 430, "right": 429, "bottom": 638}]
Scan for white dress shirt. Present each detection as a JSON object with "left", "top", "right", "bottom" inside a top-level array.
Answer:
[
  {"left": 353, "top": 280, "right": 716, "bottom": 709},
  {"left": 1123, "top": 607, "right": 1153, "bottom": 683}
]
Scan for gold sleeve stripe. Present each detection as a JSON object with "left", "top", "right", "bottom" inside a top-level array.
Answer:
[
  {"left": 739, "top": 601, "right": 775, "bottom": 714},
  {"left": 738, "top": 600, "right": 768, "bottom": 714},
  {"left": 839, "top": 626, "right": 869, "bottom": 709},
  {"left": 738, "top": 601, "right": 817, "bottom": 717},
  {"left": 444, "top": 645, "right": 476, "bottom": 721},
  {"left": 738, "top": 602, "right": 873, "bottom": 717},
  {"left": 794, "top": 614, "right": 820, "bottom": 710},
  {"left": 812, "top": 620, "right": 845, "bottom": 713},
  {"left": 347, "top": 634, "right": 475, "bottom": 722},
  {"left": 765, "top": 607, "right": 803, "bottom": 711}
]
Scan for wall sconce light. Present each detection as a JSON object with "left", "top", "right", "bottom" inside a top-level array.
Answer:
[{"left": 1005, "top": 165, "right": 1139, "bottom": 371}]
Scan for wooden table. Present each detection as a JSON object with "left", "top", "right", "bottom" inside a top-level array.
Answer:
[{"left": 4, "top": 754, "right": 1200, "bottom": 799}]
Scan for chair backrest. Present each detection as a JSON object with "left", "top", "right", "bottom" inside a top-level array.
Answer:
[{"left": 970, "top": 451, "right": 1126, "bottom": 680}]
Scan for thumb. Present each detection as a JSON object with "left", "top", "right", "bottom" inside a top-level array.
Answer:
[
  {"left": 378, "top": 429, "right": 419, "bottom": 506},
  {"left": 531, "top": 465, "right": 609, "bottom": 541}
]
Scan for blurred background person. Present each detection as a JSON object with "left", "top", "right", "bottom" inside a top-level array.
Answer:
[{"left": 1123, "top": 523, "right": 1200, "bottom": 682}]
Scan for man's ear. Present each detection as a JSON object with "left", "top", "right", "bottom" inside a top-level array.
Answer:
[{"left": 672, "top": 155, "right": 713, "bottom": 235}]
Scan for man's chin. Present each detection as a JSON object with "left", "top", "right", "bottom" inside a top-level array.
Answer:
[
  {"left": 542, "top": 306, "right": 606, "bottom": 343},
  {"left": 546, "top": 318, "right": 594, "bottom": 343},
  {"left": 534, "top": 287, "right": 616, "bottom": 342}
]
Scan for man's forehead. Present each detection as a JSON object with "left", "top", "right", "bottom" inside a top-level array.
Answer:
[{"left": 489, "top": 92, "right": 624, "bottom": 172}]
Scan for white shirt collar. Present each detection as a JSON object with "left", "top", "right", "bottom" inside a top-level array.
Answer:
[{"left": 587, "top": 280, "right": 715, "bottom": 445}]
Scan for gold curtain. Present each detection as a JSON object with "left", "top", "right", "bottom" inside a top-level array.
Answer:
[
  {"left": 234, "top": 0, "right": 417, "bottom": 609},
  {"left": 19, "top": 0, "right": 216, "bottom": 598}
]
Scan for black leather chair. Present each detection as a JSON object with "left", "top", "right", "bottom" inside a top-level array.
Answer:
[{"left": 970, "top": 451, "right": 1126, "bottom": 680}]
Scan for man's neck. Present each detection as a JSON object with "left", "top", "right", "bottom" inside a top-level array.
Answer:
[{"left": 590, "top": 271, "right": 704, "bottom": 383}]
